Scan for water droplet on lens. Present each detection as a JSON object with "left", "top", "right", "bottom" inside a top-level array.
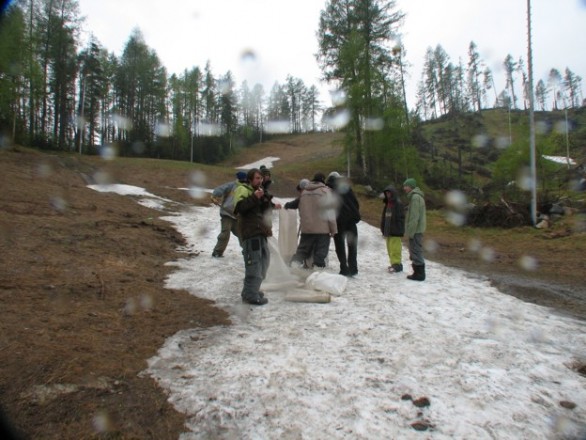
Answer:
[
  {"left": 518, "top": 255, "right": 538, "bottom": 271},
  {"left": 100, "top": 145, "right": 117, "bottom": 161},
  {"left": 472, "top": 134, "right": 489, "bottom": 148},
  {"left": 240, "top": 49, "right": 256, "bottom": 63}
]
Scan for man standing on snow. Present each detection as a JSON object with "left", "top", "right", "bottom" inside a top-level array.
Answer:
[
  {"left": 233, "top": 168, "right": 281, "bottom": 305},
  {"left": 289, "top": 172, "right": 337, "bottom": 269},
  {"left": 403, "top": 178, "right": 426, "bottom": 281},
  {"left": 210, "top": 171, "right": 248, "bottom": 258}
]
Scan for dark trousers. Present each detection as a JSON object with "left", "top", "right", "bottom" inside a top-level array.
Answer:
[
  {"left": 291, "top": 233, "right": 331, "bottom": 268},
  {"left": 408, "top": 233, "right": 425, "bottom": 266},
  {"left": 334, "top": 223, "right": 358, "bottom": 275},
  {"left": 241, "top": 236, "right": 270, "bottom": 301}
]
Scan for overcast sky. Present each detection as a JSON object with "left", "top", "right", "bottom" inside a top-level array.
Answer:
[{"left": 76, "top": 0, "right": 586, "bottom": 109}]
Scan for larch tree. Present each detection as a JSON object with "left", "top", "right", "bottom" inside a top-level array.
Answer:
[
  {"left": 317, "top": 0, "right": 405, "bottom": 178},
  {"left": 217, "top": 70, "right": 238, "bottom": 154},
  {"left": 548, "top": 68, "right": 562, "bottom": 110},
  {"left": 482, "top": 66, "right": 498, "bottom": 107},
  {"left": 563, "top": 67, "right": 582, "bottom": 108},
  {"left": 503, "top": 54, "right": 517, "bottom": 109},
  {"left": 534, "top": 79, "right": 548, "bottom": 111},
  {"left": 466, "top": 41, "right": 483, "bottom": 112},
  {"left": 301, "top": 84, "right": 321, "bottom": 132}
]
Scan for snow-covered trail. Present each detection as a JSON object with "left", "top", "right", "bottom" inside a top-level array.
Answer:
[{"left": 139, "top": 201, "right": 586, "bottom": 440}]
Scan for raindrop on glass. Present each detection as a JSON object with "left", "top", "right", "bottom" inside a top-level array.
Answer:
[
  {"left": 363, "top": 117, "right": 384, "bottom": 131},
  {"left": 265, "top": 120, "right": 290, "bottom": 134},
  {"left": 495, "top": 136, "right": 511, "bottom": 149},
  {"left": 240, "top": 49, "right": 257, "bottom": 64},
  {"left": 424, "top": 239, "right": 438, "bottom": 253},
  {"left": 479, "top": 247, "right": 495, "bottom": 263},
  {"left": 140, "top": 294, "right": 154, "bottom": 311},
  {"left": 516, "top": 167, "right": 532, "bottom": 191},
  {"left": 155, "top": 122, "right": 171, "bottom": 137},
  {"left": 330, "top": 89, "right": 347, "bottom": 106},
  {"left": 36, "top": 162, "right": 53, "bottom": 178},
  {"left": 92, "top": 412, "right": 111, "bottom": 433},
  {"left": 323, "top": 108, "right": 350, "bottom": 130},
  {"left": 132, "top": 141, "right": 145, "bottom": 155},
  {"left": 535, "top": 120, "right": 549, "bottom": 135},
  {"left": 189, "top": 170, "right": 207, "bottom": 200},
  {"left": 50, "top": 196, "right": 67, "bottom": 213},
  {"left": 518, "top": 255, "right": 538, "bottom": 271},
  {"left": 93, "top": 170, "right": 112, "bottom": 185},
  {"left": 100, "top": 145, "right": 117, "bottom": 161},
  {"left": 467, "top": 238, "right": 482, "bottom": 252},
  {"left": 472, "top": 134, "right": 489, "bottom": 148}
]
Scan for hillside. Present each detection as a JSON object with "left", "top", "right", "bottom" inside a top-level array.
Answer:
[
  {"left": 0, "top": 129, "right": 585, "bottom": 438},
  {"left": 416, "top": 107, "right": 586, "bottom": 200}
]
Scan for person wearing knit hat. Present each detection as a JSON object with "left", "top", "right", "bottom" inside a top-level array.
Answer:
[
  {"left": 312, "top": 172, "right": 326, "bottom": 184},
  {"left": 236, "top": 171, "right": 247, "bottom": 183},
  {"left": 210, "top": 173, "right": 247, "bottom": 258},
  {"left": 403, "top": 177, "right": 426, "bottom": 281},
  {"left": 294, "top": 178, "right": 310, "bottom": 192},
  {"left": 259, "top": 165, "right": 273, "bottom": 192},
  {"left": 283, "top": 178, "right": 310, "bottom": 211},
  {"left": 403, "top": 178, "right": 417, "bottom": 189},
  {"left": 288, "top": 171, "right": 337, "bottom": 269}
]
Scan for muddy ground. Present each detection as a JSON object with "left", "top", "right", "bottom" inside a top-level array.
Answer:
[{"left": 1, "top": 144, "right": 584, "bottom": 439}]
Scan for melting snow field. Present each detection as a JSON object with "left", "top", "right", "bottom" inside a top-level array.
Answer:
[{"left": 91, "top": 183, "right": 586, "bottom": 439}]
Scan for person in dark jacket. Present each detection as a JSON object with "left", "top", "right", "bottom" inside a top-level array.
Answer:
[
  {"left": 327, "top": 171, "right": 361, "bottom": 276},
  {"left": 259, "top": 165, "right": 273, "bottom": 192},
  {"left": 380, "top": 185, "right": 405, "bottom": 273},
  {"left": 233, "top": 168, "right": 281, "bottom": 305}
]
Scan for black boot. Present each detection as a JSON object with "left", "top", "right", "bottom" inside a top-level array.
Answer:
[
  {"left": 407, "top": 264, "right": 425, "bottom": 281},
  {"left": 391, "top": 263, "right": 403, "bottom": 273}
]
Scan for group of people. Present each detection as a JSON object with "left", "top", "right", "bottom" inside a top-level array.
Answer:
[
  {"left": 284, "top": 171, "right": 360, "bottom": 277},
  {"left": 210, "top": 166, "right": 427, "bottom": 306},
  {"left": 380, "top": 178, "right": 427, "bottom": 281}
]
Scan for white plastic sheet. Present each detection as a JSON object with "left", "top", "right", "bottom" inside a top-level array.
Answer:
[
  {"left": 305, "top": 271, "right": 348, "bottom": 295},
  {"left": 278, "top": 208, "right": 298, "bottom": 263}
]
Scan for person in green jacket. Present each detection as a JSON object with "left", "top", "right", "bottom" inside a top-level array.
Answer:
[
  {"left": 233, "top": 168, "right": 281, "bottom": 305},
  {"left": 403, "top": 178, "right": 427, "bottom": 281}
]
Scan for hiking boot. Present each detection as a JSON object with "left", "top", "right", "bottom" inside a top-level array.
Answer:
[
  {"left": 389, "top": 263, "right": 403, "bottom": 273},
  {"left": 242, "top": 296, "right": 268, "bottom": 306},
  {"left": 211, "top": 252, "right": 223, "bottom": 258},
  {"left": 407, "top": 264, "right": 425, "bottom": 281}
]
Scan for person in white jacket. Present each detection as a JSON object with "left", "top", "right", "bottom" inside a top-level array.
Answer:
[{"left": 288, "top": 173, "right": 338, "bottom": 268}]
